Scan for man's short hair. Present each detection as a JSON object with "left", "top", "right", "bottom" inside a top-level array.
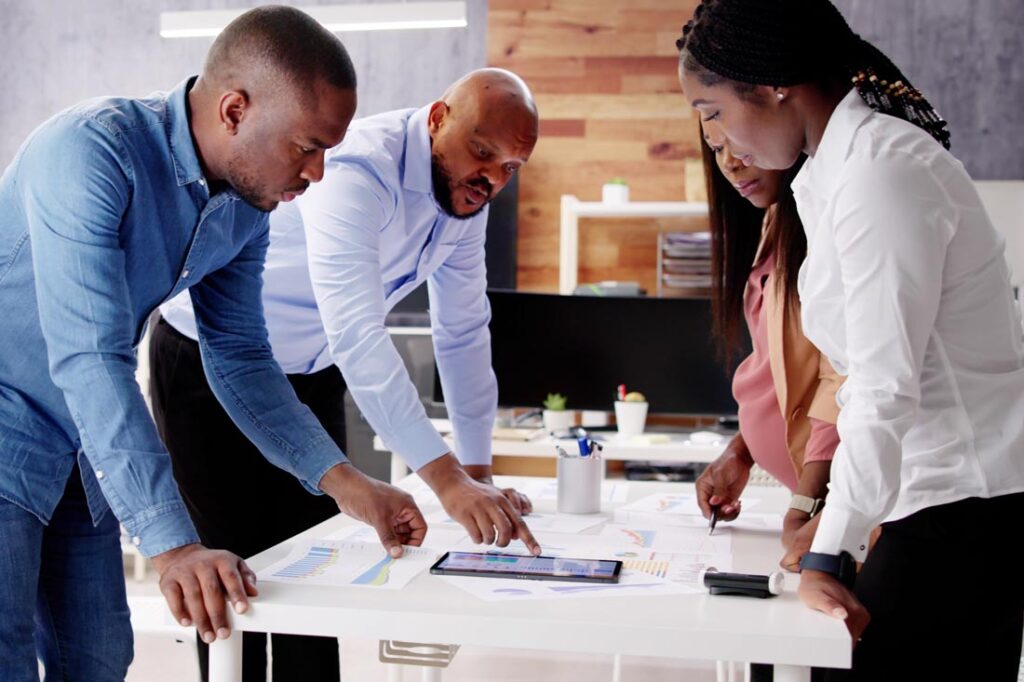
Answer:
[{"left": 204, "top": 5, "right": 357, "bottom": 95}]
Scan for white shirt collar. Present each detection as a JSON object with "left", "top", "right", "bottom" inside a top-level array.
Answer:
[{"left": 791, "top": 88, "right": 873, "bottom": 200}]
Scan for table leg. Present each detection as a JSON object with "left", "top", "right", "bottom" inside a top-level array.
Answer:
[
  {"left": 208, "top": 633, "right": 243, "bottom": 682},
  {"left": 421, "top": 666, "right": 443, "bottom": 682},
  {"left": 612, "top": 653, "right": 623, "bottom": 682},
  {"left": 773, "top": 664, "right": 811, "bottom": 682}
]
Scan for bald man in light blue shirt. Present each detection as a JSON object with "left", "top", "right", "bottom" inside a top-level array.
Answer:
[{"left": 159, "top": 68, "right": 541, "bottom": 554}]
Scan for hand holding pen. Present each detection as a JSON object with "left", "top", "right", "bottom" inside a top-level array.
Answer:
[{"left": 695, "top": 435, "right": 752, "bottom": 530}]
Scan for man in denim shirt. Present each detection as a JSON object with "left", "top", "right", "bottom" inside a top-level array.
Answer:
[{"left": 0, "top": 8, "right": 425, "bottom": 680}]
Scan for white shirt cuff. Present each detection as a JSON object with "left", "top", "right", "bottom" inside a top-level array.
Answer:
[{"left": 809, "top": 503, "right": 873, "bottom": 562}]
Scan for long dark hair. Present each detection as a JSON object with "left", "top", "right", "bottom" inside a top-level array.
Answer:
[
  {"left": 702, "top": 139, "right": 807, "bottom": 367},
  {"left": 677, "top": 0, "right": 951, "bottom": 150}
]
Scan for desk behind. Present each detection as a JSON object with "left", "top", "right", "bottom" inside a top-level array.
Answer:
[{"left": 374, "top": 419, "right": 730, "bottom": 482}]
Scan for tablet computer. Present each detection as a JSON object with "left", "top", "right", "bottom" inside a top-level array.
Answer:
[{"left": 430, "top": 551, "right": 622, "bottom": 583}]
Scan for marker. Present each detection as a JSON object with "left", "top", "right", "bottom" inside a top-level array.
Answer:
[
  {"left": 617, "top": 384, "right": 626, "bottom": 401},
  {"left": 698, "top": 567, "right": 785, "bottom": 599},
  {"left": 577, "top": 437, "right": 591, "bottom": 457},
  {"left": 708, "top": 506, "right": 719, "bottom": 536}
]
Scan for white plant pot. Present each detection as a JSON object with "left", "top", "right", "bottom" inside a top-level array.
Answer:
[
  {"left": 543, "top": 409, "right": 575, "bottom": 433},
  {"left": 602, "top": 183, "right": 629, "bottom": 204},
  {"left": 614, "top": 401, "right": 648, "bottom": 437}
]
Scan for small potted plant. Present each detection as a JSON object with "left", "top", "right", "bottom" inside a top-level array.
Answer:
[
  {"left": 602, "top": 176, "right": 630, "bottom": 204},
  {"left": 542, "top": 392, "right": 575, "bottom": 433},
  {"left": 614, "top": 384, "right": 648, "bottom": 437}
]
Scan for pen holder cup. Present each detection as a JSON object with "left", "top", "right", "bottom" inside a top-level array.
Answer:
[{"left": 557, "top": 455, "right": 602, "bottom": 514}]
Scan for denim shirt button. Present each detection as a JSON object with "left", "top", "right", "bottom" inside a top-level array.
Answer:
[
  {"left": 132, "top": 536, "right": 142, "bottom": 546},
  {"left": 95, "top": 470, "right": 104, "bottom": 480},
  {"left": 181, "top": 269, "right": 189, "bottom": 279}
]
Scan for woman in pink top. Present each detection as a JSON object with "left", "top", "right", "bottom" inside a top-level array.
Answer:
[{"left": 694, "top": 125, "right": 843, "bottom": 572}]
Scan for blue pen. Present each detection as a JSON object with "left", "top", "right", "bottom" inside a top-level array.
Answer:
[{"left": 577, "top": 436, "right": 591, "bottom": 457}]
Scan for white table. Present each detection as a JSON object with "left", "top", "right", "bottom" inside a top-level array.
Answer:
[
  {"left": 205, "top": 476, "right": 850, "bottom": 681},
  {"left": 375, "top": 419, "right": 729, "bottom": 483}
]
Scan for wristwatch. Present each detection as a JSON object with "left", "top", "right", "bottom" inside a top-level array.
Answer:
[
  {"left": 800, "top": 551, "right": 857, "bottom": 589},
  {"left": 789, "top": 494, "right": 825, "bottom": 517}
]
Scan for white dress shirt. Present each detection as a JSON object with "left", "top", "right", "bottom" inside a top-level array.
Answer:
[
  {"left": 162, "top": 106, "right": 496, "bottom": 470},
  {"left": 794, "top": 90, "right": 1024, "bottom": 561}
]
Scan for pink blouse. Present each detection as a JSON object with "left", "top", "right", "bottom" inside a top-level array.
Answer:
[{"left": 731, "top": 251, "right": 839, "bottom": 492}]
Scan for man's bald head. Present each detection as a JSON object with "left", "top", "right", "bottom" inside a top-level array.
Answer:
[
  {"left": 428, "top": 68, "right": 539, "bottom": 218},
  {"left": 202, "top": 5, "right": 356, "bottom": 105},
  {"left": 441, "top": 68, "right": 538, "bottom": 134}
]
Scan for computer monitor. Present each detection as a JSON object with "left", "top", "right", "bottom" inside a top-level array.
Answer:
[{"left": 434, "top": 290, "right": 745, "bottom": 416}]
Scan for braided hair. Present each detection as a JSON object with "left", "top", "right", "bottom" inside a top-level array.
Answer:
[{"left": 677, "top": 0, "right": 951, "bottom": 149}]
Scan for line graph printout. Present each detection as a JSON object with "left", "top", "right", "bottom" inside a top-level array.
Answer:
[
  {"left": 598, "top": 524, "right": 732, "bottom": 555},
  {"left": 258, "top": 540, "right": 435, "bottom": 589},
  {"left": 613, "top": 492, "right": 761, "bottom": 527}
]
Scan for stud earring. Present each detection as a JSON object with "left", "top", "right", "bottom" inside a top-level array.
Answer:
[{"left": 776, "top": 92, "right": 785, "bottom": 101}]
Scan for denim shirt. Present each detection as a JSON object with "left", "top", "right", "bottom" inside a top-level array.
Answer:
[{"left": 0, "top": 78, "right": 347, "bottom": 557}]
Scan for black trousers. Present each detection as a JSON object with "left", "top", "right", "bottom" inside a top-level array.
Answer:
[
  {"left": 149, "top": 318, "right": 344, "bottom": 682},
  {"left": 826, "top": 492, "right": 1024, "bottom": 681},
  {"left": 752, "top": 492, "right": 1024, "bottom": 682}
]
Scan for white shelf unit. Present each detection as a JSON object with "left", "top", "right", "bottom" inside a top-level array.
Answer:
[{"left": 558, "top": 195, "right": 709, "bottom": 294}]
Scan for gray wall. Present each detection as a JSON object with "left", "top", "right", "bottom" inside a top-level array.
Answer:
[
  {"left": 0, "top": 0, "right": 487, "bottom": 168},
  {"left": 835, "top": 0, "right": 1024, "bottom": 180}
]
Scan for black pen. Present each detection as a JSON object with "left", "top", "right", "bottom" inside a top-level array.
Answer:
[{"left": 708, "top": 506, "right": 719, "bottom": 536}]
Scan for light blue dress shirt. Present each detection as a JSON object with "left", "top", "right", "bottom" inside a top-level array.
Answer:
[
  {"left": 0, "top": 78, "right": 347, "bottom": 557},
  {"left": 163, "top": 106, "right": 497, "bottom": 470}
]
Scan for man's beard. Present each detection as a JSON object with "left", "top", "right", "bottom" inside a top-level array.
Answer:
[{"left": 431, "top": 154, "right": 491, "bottom": 220}]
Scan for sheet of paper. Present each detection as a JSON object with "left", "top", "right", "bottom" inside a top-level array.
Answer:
[
  {"left": 598, "top": 524, "right": 732, "bottom": 555},
  {"left": 519, "top": 479, "right": 630, "bottom": 504},
  {"left": 610, "top": 511, "right": 783, "bottom": 534},
  {"left": 716, "top": 512, "right": 784, "bottom": 533},
  {"left": 612, "top": 549, "right": 733, "bottom": 584},
  {"left": 258, "top": 539, "right": 436, "bottom": 589},
  {"left": 439, "top": 569, "right": 697, "bottom": 602},
  {"left": 426, "top": 508, "right": 604, "bottom": 534},
  {"left": 325, "top": 523, "right": 467, "bottom": 551},
  {"left": 612, "top": 491, "right": 760, "bottom": 527},
  {"left": 450, "top": 533, "right": 618, "bottom": 559}
]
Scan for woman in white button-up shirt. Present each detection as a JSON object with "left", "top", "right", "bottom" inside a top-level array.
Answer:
[{"left": 677, "top": 1, "right": 1024, "bottom": 680}]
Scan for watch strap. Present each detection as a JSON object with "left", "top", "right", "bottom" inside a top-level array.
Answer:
[
  {"left": 800, "top": 551, "right": 857, "bottom": 589},
  {"left": 789, "top": 494, "right": 824, "bottom": 517}
]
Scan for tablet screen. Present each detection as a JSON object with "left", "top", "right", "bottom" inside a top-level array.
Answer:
[{"left": 431, "top": 551, "right": 621, "bottom": 583}]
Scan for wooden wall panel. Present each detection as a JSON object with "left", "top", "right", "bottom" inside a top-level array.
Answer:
[{"left": 488, "top": 0, "right": 707, "bottom": 293}]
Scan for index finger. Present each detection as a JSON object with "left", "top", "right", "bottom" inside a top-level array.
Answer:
[
  {"left": 501, "top": 499, "right": 541, "bottom": 555},
  {"left": 695, "top": 477, "right": 714, "bottom": 518}
]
